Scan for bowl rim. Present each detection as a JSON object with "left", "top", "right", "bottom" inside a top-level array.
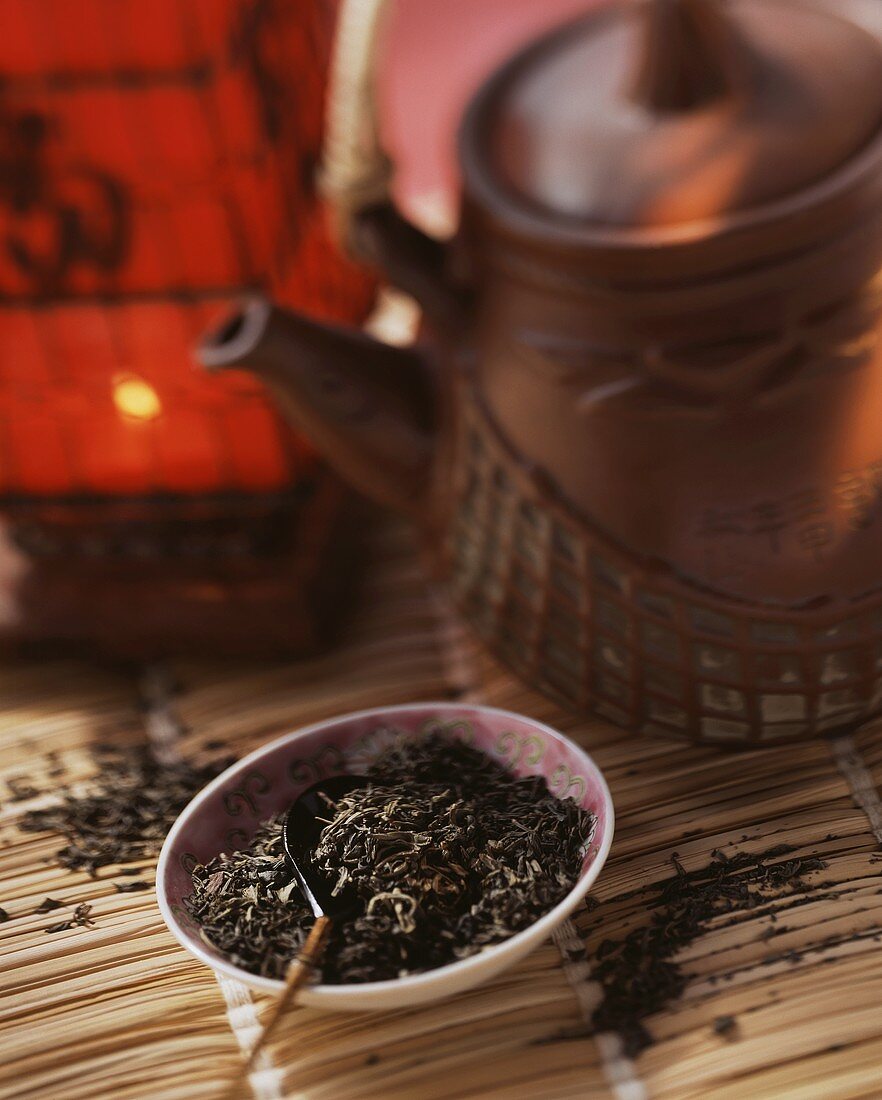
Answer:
[{"left": 156, "top": 701, "right": 615, "bottom": 999}]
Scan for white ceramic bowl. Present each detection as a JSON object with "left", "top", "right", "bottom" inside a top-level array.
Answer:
[{"left": 157, "top": 702, "right": 614, "bottom": 1011}]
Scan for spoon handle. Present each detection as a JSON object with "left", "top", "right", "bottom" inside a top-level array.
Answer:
[{"left": 226, "top": 915, "right": 333, "bottom": 1095}]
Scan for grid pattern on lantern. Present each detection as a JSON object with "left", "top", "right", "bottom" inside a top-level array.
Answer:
[
  {"left": 0, "top": 301, "right": 308, "bottom": 500},
  {"left": 449, "top": 415, "right": 882, "bottom": 745}
]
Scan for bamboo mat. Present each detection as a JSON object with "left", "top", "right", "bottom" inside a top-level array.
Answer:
[{"left": 1, "top": 520, "right": 881, "bottom": 1100}]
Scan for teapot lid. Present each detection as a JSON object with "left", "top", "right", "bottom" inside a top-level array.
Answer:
[{"left": 469, "top": 0, "right": 882, "bottom": 232}]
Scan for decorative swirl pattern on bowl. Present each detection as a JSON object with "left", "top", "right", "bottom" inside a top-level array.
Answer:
[
  {"left": 549, "top": 762, "right": 586, "bottom": 803},
  {"left": 495, "top": 729, "right": 546, "bottom": 767},
  {"left": 288, "top": 745, "right": 345, "bottom": 788},
  {"left": 222, "top": 770, "right": 270, "bottom": 817}
]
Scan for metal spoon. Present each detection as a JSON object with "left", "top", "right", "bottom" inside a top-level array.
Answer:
[
  {"left": 282, "top": 773, "right": 364, "bottom": 923},
  {"left": 233, "top": 774, "right": 365, "bottom": 1083}
]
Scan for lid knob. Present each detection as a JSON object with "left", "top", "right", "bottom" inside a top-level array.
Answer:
[
  {"left": 478, "top": 0, "right": 882, "bottom": 230},
  {"left": 630, "top": 0, "right": 751, "bottom": 112}
]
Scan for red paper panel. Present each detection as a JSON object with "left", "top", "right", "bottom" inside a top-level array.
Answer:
[{"left": 0, "top": 0, "right": 375, "bottom": 499}]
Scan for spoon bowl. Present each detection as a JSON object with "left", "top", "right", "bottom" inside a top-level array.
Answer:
[{"left": 283, "top": 773, "right": 366, "bottom": 919}]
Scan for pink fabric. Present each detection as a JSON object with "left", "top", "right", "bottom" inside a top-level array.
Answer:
[{"left": 377, "top": 0, "right": 600, "bottom": 225}]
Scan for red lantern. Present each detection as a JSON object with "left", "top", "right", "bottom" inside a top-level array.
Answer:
[{"left": 0, "top": 0, "right": 376, "bottom": 656}]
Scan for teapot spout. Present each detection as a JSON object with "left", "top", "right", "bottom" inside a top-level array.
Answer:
[{"left": 198, "top": 297, "right": 435, "bottom": 517}]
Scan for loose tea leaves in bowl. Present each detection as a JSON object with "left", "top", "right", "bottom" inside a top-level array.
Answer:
[{"left": 184, "top": 735, "right": 595, "bottom": 984}]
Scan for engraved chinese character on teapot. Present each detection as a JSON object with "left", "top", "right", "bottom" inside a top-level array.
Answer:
[{"left": 200, "top": 0, "right": 882, "bottom": 746}]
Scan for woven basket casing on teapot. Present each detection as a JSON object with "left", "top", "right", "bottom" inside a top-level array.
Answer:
[{"left": 202, "top": 0, "right": 882, "bottom": 746}]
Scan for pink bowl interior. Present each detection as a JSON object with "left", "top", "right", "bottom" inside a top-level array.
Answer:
[{"left": 161, "top": 705, "right": 612, "bottom": 967}]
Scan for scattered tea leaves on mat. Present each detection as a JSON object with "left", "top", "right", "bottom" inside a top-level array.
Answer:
[
  {"left": 113, "top": 881, "right": 150, "bottom": 893},
  {"left": 7, "top": 776, "right": 39, "bottom": 802},
  {"left": 589, "top": 846, "right": 826, "bottom": 1057},
  {"left": 34, "top": 898, "right": 64, "bottom": 914},
  {"left": 46, "top": 751, "right": 66, "bottom": 779},
  {"left": 0, "top": 908, "right": 8, "bottom": 922},
  {"left": 714, "top": 1014, "right": 738, "bottom": 1040},
  {"left": 20, "top": 745, "right": 232, "bottom": 875},
  {"left": 45, "top": 903, "right": 95, "bottom": 934},
  {"left": 186, "top": 735, "right": 595, "bottom": 983}
]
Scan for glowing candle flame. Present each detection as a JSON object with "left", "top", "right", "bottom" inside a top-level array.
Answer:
[{"left": 113, "top": 375, "right": 162, "bottom": 421}]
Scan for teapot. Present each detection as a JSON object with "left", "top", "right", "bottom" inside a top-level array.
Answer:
[{"left": 200, "top": 0, "right": 882, "bottom": 746}]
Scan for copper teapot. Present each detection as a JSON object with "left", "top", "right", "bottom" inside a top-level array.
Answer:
[{"left": 200, "top": 0, "right": 882, "bottom": 746}]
